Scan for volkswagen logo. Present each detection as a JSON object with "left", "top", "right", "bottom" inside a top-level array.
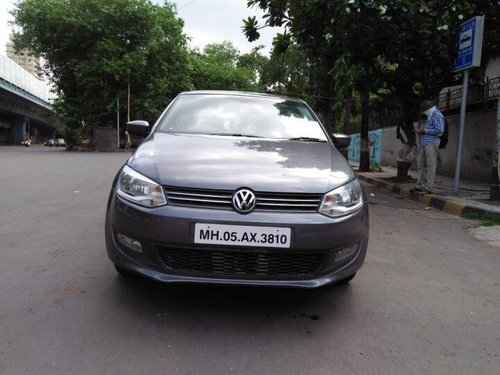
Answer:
[{"left": 232, "top": 188, "right": 256, "bottom": 214}]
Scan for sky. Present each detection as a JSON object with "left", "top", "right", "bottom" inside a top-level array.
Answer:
[
  {"left": 0, "top": 0, "right": 15, "bottom": 55},
  {"left": 171, "top": 0, "right": 281, "bottom": 55},
  {"left": 0, "top": 0, "right": 281, "bottom": 56}
]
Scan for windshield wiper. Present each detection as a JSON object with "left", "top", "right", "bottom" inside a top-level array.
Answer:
[
  {"left": 209, "top": 133, "right": 262, "bottom": 138},
  {"left": 288, "top": 137, "right": 327, "bottom": 142}
]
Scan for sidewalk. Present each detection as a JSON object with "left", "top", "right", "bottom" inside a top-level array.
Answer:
[{"left": 351, "top": 162, "right": 500, "bottom": 217}]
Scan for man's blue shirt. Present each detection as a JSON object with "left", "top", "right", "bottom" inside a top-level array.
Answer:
[{"left": 421, "top": 107, "right": 444, "bottom": 147}]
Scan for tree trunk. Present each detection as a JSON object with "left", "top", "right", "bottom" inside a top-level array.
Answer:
[
  {"left": 324, "top": 103, "right": 334, "bottom": 132},
  {"left": 342, "top": 88, "right": 353, "bottom": 133},
  {"left": 359, "top": 89, "right": 370, "bottom": 171},
  {"left": 398, "top": 114, "right": 417, "bottom": 147},
  {"left": 322, "top": 77, "right": 335, "bottom": 133},
  {"left": 397, "top": 161, "right": 412, "bottom": 178}
]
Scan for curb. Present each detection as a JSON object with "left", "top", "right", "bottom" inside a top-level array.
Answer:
[{"left": 355, "top": 173, "right": 498, "bottom": 218}]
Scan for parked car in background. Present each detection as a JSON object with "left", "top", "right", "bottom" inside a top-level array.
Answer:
[
  {"left": 105, "top": 91, "right": 369, "bottom": 288},
  {"left": 45, "top": 139, "right": 55, "bottom": 147},
  {"left": 55, "top": 138, "right": 66, "bottom": 147}
]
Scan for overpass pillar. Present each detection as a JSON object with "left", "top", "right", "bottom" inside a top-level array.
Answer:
[{"left": 10, "top": 117, "right": 30, "bottom": 144}]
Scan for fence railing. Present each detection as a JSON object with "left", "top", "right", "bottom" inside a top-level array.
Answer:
[{"left": 439, "top": 76, "right": 499, "bottom": 112}]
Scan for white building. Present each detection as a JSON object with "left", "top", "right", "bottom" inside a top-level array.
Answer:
[{"left": 5, "top": 34, "right": 39, "bottom": 78}]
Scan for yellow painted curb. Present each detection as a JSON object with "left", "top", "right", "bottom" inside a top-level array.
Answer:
[
  {"left": 443, "top": 200, "right": 467, "bottom": 216},
  {"left": 385, "top": 183, "right": 396, "bottom": 191},
  {"left": 400, "top": 188, "right": 411, "bottom": 198},
  {"left": 419, "top": 194, "right": 432, "bottom": 206}
]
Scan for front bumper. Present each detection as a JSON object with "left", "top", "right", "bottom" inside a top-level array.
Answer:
[{"left": 105, "top": 193, "right": 369, "bottom": 288}]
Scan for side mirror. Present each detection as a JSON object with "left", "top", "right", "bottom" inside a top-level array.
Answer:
[
  {"left": 331, "top": 133, "right": 351, "bottom": 149},
  {"left": 126, "top": 120, "right": 150, "bottom": 136}
]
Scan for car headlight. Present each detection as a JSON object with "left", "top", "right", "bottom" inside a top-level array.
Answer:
[
  {"left": 319, "top": 179, "right": 363, "bottom": 217},
  {"left": 116, "top": 165, "right": 167, "bottom": 207}
]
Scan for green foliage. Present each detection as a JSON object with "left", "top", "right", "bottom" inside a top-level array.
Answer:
[
  {"left": 12, "top": 0, "right": 191, "bottom": 141},
  {"left": 242, "top": 16, "right": 261, "bottom": 42},
  {"left": 63, "top": 127, "right": 85, "bottom": 146},
  {"left": 260, "top": 44, "right": 309, "bottom": 95},
  {"left": 237, "top": 45, "right": 269, "bottom": 90},
  {"left": 188, "top": 42, "right": 260, "bottom": 92},
  {"left": 202, "top": 41, "right": 240, "bottom": 66},
  {"left": 462, "top": 212, "right": 500, "bottom": 226},
  {"left": 244, "top": 0, "right": 500, "bottom": 157},
  {"left": 12, "top": 0, "right": 269, "bottom": 142},
  {"left": 481, "top": 214, "right": 500, "bottom": 227},
  {"left": 370, "top": 159, "right": 382, "bottom": 172}
]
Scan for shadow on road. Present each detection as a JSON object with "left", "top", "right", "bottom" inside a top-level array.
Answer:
[{"left": 106, "top": 275, "right": 357, "bottom": 332}]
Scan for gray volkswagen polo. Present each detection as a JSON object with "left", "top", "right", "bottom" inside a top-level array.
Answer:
[{"left": 105, "top": 91, "right": 369, "bottom": 288}]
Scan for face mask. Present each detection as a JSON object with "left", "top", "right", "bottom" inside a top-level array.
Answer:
[{"left": 423, "top": 107, "right": 434, "bottom": 117}]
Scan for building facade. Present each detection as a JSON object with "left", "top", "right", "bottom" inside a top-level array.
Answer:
[{"left": 5, "top": 34, "right": 40, "bottom": 78}]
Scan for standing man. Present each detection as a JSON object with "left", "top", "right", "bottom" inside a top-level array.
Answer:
[{"left": 414, "top": 100, "right": 445, "bottom": 193}]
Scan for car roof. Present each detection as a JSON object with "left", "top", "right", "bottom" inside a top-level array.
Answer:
[{"left": 179, "top": 90, "right": 305, "bottom": 103}]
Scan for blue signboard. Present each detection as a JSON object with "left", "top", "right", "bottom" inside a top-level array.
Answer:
[
  {"left": 348, "top": 129, "right": 382, "bottom": 164},
  {"left": 454, "top": 16, "right": 484, "bottom": 71}
]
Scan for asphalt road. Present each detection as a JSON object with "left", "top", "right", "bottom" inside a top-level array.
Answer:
[{"left": 1, "top": 146, "right": 499, "bottom": 375}]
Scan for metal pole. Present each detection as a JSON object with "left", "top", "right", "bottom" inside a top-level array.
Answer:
[
  {"left": 453, "top": 69, "right": 469, "bottom": 194},
  {"left": 117, "top": 98, "right": 120, "bottom": 149},
  {"left": 497, "top": 95, "right": 500, "bottom": 181},
  {"left": 127, "top": 71, "right": 131, "bottom": 122},
  {"left": 491, "top": 94, "right": 500, "bottom": 200}
]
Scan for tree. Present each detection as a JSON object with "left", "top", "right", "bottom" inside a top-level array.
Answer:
[
  {"left": 243, "top": 1, "right": 375, "bottom": 168},
  {"left": 244, "top": 0, "right": 500, "bottom": 171},
  {"left": 188, "top": 41, "right": 260, "bottom": 92},
  {"left": 381, "top": 1, "right": 500, "bottom": 146},
  {"left": 12, "top": 0, "right": 190, "bottom": 143},
  {"left": 237, "top": 45, "right": 269, "bottom": 91},
  {"left": 254, "top": 43, "right": 307, "bottom": 95}
]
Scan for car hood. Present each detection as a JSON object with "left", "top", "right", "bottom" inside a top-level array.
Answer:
[{"left": 127, "top": 133, "right": 354, "bottom": 193}]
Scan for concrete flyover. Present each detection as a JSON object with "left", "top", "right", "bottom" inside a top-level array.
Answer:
[{"left": 0, "top": 54, "right": 64, "bottom": 144}]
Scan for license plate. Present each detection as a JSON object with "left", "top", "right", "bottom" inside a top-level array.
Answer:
[{"left": 194, "top": 223, "right": 291, "bottom": 248}]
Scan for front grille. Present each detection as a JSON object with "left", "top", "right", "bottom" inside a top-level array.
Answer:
[
  {"left": 157, "top": 246, "right": 328, "bottom": 280},
  {"left": 165, "top": 186, "right": 322, "bottom": 212}
]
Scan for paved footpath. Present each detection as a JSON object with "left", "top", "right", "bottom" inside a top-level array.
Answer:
[
  {"left": 352, "top": 163, "right": 500, "bottom": 218},
  {"left": 353, "top": 163, "right": 500, "bottom": 247}
]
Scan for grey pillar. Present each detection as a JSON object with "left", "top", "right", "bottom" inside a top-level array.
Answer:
[{"left": 10, "top": 117, "right": 29, "bottom": 144}]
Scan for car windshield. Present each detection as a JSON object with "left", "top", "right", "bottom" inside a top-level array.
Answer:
[{"left": 156, "top": 94, "right": 328, "bottom": 141}]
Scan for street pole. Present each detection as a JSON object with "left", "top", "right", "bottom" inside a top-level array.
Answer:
[
  {"left": 126, "top": 71, "right": 131, "bottom": 149},
  {"left": 492, "top": 95, "right": 500, "bottom": 200},
  {"left": 453, "top": 69, "right": 469, "bottom": 194},
  {"left": 497, "top": 95, "right": 500, "bottom": 182},
  {"left": 117, "top": 98, "right": 120, "bottom": 149},
  {"left": 127, "top": 71, "right": 131, "bottom": 122}
]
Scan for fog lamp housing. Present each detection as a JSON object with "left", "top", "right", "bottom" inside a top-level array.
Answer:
[
  {"left": 117, "top": 233, "right": 143, "bottom": 253},
  {"left": 335, "top": 243, "right": 359, "bottom": 263}
]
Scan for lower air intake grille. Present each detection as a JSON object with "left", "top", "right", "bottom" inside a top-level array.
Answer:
[{"left": 157, "top": 246, "right": 327, "bottom": 280}]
